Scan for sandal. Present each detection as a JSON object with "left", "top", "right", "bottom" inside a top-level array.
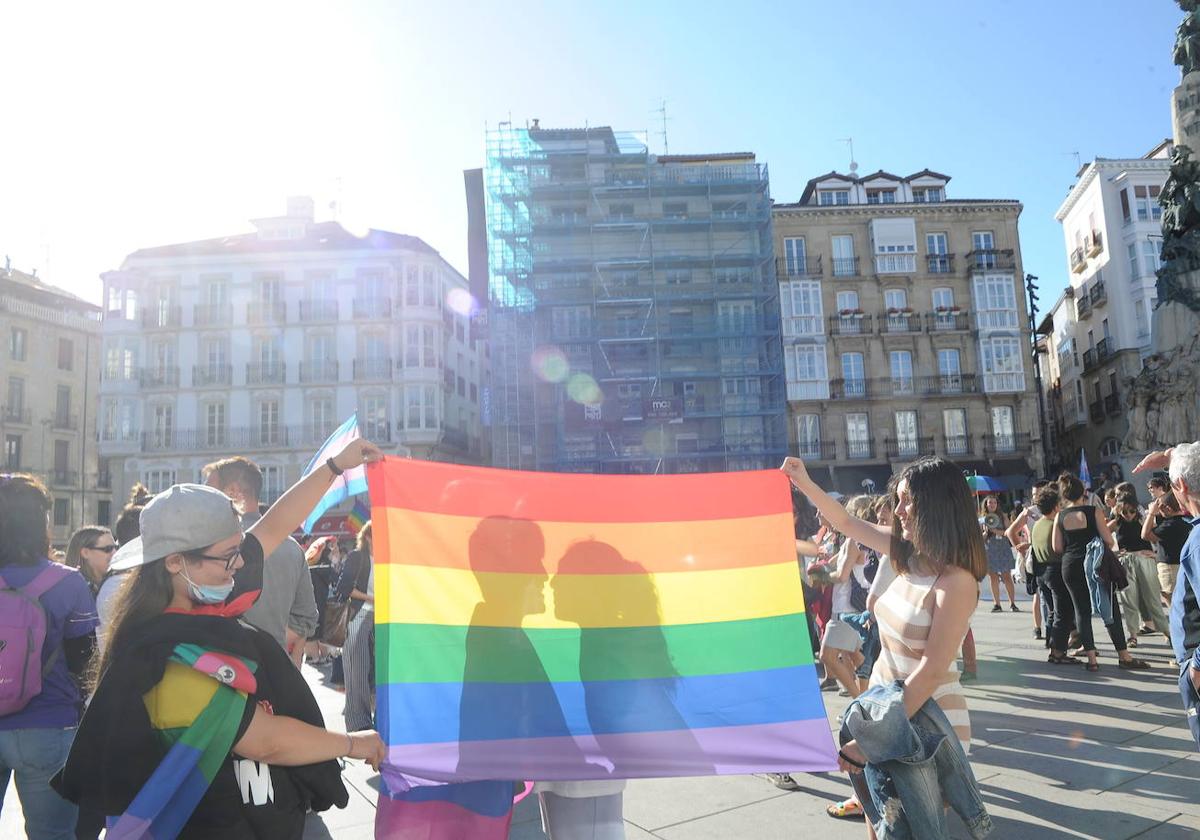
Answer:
[
  {"left": 1085, "top": 661, "right": 1100, "bottom": 672},
  {"left": 826, "top": 798, "right": 865, "bottom": 820},
  {"left": 1127, "top": 637, "right": 1137, "bottom": 648},
  {"left": 1047, "top": 652, "right": 1080, "bottom": 664},
  {"left": 1119, "top": 658, "right": 1151, "bottom": 670}
]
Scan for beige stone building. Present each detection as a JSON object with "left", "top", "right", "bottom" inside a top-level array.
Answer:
[
  {"left": 772, "top": 169, "right": 1043, "bottom": 493},
  {"left": 0, "top": 262, "right": 104, "bottom": 543}
]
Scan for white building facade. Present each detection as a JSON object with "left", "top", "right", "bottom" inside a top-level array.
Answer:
[
  {"left": 98, "top": 199, "right": 487, "bottom": 511},
  {"left": 1047, "top": 142, "right": 1170, "bottom": 478}
]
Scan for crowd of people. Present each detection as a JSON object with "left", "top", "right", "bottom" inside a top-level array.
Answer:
[{"left": 2, "top": 439, "right": 1200, "bottom": 839}]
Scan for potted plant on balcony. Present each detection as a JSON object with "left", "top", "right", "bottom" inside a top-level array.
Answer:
[{"left": 901, "top": 306, "right": 914, "bottom": 315}]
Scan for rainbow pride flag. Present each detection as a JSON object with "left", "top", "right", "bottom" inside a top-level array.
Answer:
[{"left": 368, "top": 458, "right": 836, "bottom": 796}]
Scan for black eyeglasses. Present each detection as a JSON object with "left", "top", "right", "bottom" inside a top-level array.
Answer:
[
  {"left": 186, "top": 548, "right": 242, "bottom": 572},
  {"left": 87, "top": 544, "right": 118, "bottom": 554}
]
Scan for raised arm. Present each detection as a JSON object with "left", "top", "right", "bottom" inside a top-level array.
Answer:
[
  {"left": 1004, "top": 508, "right": 1028, "bottom": 548},
  {"left": 1142, "top": 500, "right": 1161, "bottom": 544},
  {"left": 1095, "top": 512, "right": 1119, "bottom": 553},
  {"left": 247, "top": 440, "right": 382, "bottom": 558},
  {"left": 780, "top": 458, "right": 892, "bottom": 557}
]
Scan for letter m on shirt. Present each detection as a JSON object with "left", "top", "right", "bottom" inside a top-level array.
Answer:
[{"left": 233, "top": 759, "right": 275, "bottom": 806}]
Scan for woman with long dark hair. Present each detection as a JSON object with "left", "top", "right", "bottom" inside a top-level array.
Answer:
[
  {"left": 53, "top": 441, "right": 386, "bottom": 838},
  {"left": 1051, "top": 475, "right": 1149, "bottom": 672},
  {"left": 980, "top": 495, "right": 1017, "bottom": 612},
  {"left": 0, "top": 475, "right": 98, "bottom": 840},
  {"left": 783, "top": 456, "right": 984, "bottom": 836}
]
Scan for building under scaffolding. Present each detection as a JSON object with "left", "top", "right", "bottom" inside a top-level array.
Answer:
[{"left": 479, "top": 123, "right": 786, "bottom": 473}]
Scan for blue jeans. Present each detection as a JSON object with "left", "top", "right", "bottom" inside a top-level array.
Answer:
[
  {"left": 0, "top": 727, "right": 78, "bottom": 840},
  {"left": 1179, "top": 664, "right": 1200, "bottom": 751}
]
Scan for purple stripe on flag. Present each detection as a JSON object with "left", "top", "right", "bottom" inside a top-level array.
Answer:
[{"left": 381, "top": 718, "right": 837, "bottom": 792}]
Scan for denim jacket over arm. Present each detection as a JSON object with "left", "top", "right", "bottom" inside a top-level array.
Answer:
[
  {"left": 840, "top": 680, "right": 992, "bottom": 840},
  {"left": 1084, "top": 537, "right": 1114, "bottom": 625}
]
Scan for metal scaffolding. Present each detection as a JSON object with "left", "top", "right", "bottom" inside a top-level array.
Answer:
[{"left": 484, "top": 123, "right": 786, "bottom": 473}]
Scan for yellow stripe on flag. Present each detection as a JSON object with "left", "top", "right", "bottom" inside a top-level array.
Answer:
[{"left": 375, "top": 561, "right": 803, "bottom": 629}]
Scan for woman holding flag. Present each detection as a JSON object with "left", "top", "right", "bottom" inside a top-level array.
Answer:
[
  {"left": 782, "top": 455, "right": 984, "bottom": 836},
  {"left": 53, "top": 439, "right": 386, "bottom": 839}
]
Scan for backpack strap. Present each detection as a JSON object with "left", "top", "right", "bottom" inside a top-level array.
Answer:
[{"left": 20, "top": 564, "right": 74, "bottom": 600}]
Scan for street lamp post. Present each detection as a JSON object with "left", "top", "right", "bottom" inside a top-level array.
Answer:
[{"left": 1025, "top": 273, "right": 1050, "bottom": 474}]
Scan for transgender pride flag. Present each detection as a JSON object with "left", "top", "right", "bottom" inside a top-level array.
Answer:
[{"left": 301, "top": 414, "right": 369, "bottom": 533}]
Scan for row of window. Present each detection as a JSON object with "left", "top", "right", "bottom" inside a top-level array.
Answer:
[
  {"left": 784, "top": 231, "right": 1000, "bottom": 277},
  {"left": 816, "top": 186, "right": 945, "bottom": 206},
  {"left": 1119, "top": 185, "right": 1161, "bottom": 225},
  {"left": 783, "top": 338, "right": 1025, "bottom": 395},
  {"left": 780, "top": 275, "right": 1019, "bottom": 335},
  {"left": 795, "top": 406, "right": 1018, "bottom": 457},
  {"left": 105, "top": 326, "right": 477, "bottom": 381},
  {"left": 542, "top": 199, "right": 754, "bottom": 224},
  {"left": 100, "top": 386, "right": 455, "bottom": 444},
  {"left": 4, "top": 378, "right": 77, "bottom": 424},
  {"left": 107, "top": 264, "right": 450, "bottom": 318},
  {"left": 3, "top": 434, "right": 73, "bottom": 474},
  {"left": 8, "top": 329, "right": 76, "bottom": 369}
]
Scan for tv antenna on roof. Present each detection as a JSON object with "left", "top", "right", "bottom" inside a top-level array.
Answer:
[
  {"left": 838, "top": 137, "right": 858, "bottom": 174},
  {"left": 654, "top": 99, "right": 670, "bottom": 155}
]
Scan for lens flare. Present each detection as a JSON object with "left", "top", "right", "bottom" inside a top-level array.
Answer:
[
  {"left": 566, "top": 373, "right": 603, "bottom": 405},
  {"left": 531, "top": 346, "right": 569, "bottom": 383},
  {"left": 446, "top": 287, "right": 477, "bottom": 317}
]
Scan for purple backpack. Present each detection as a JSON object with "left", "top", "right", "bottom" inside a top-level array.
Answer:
[{"left": 0, "top": 564, "right": 72, "bottom": 716}]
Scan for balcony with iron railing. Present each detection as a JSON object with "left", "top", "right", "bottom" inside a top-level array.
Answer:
[
  {"left": 926, "top": 253, "right": 955, "bottom": 274},
  {"left": 881, "top": 311, "right": 922, "bottom": 333},
  {"left": 982, "top": 432, "right": 1031, "bottom": 457},
  {"left": 51, "top": 413, "right": 79, "bottom": 431},
  {"left": 1086, "top": 230, "right": 1104, "bottom": 257},
  {"left": 353, "top": 358, "right": 394, "bottom": 380},
  {"left": 885, "top": 436, "right": 935, "bottom": 460},
  {"left": 1082, "top": 347, "right": 1097, "bottom": 370},
  {"left": 828, "top": 314, "right": 873, "bottom": 335},
  {"left": 1075, "top": 294, "right": 1093, "bottom": 320},
  {"left": 193, "top": 304, "right": 233, "bottom": 326},
  {"left": 1090, "top": 400, "right": 1105, "bottom": 423},
  {"left": 247, "top": 301, "right": 287, "bottom": 324},
  {"left": 775, "top": 256, "right": 823, "bottom": 278},
  {"left": 915, "top": 373, "right": 978, "bottom": 395},
  {"left": 830, "top": 378, "right": 871, "bottom": 399},
  {"left": 1105, "top": 392, "right": 1121, "bottom": 416},
  {"left": 796, "top": 440, "right": 837, "bottom": 461},
  {"left": 1089, "top": 279, "right": 1107, "bottom": 306},
  {"left": 924, "top": 311, "right": 970, "bottom": 332},
  {"left": 299, "top": 360, "right": 339, "bottom": 383},
  {"left": 141, "top": 306, "right": 182, "bottom": 329},
  {"left": 141, "top": 426, "right": 300, "bottom": 453},
  {"left": 943, "top": 434, "right": 973, "bottom": 457},
  {"left": 353, "top": 297, "right": 393, "bottom": 319},
  {"left": 1070, "top": 247, "right": 1087, "bottom": 274},
  {"left": 299, "top": 299, "right": 339, "bottom": 321},
  {"left": 966, "top": 249, "right": 1016, "bottom": 273},
  {"left": 830, "top": 256, "right": 861, "bottom": 278},
  {"left": 192, "top": 364, "right": 232, "bottom": 387},
  {"left": 139, "top": 367, "right": 180, "bottom": 389},
  {"left": 49, "top": 469, "right": 79, "bottom": 486},
  {"left": 246, "top": 362, "right": 286, "bottom": 385},
  {"left": 845, "top": 439, "right": 875, "bottom": 460},
  {"left": 2, "top": 406, "right": 31, "bottom": 425}
]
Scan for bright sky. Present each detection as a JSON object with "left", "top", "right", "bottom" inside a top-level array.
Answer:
[{"left": 0, "top": 0, "right": 1183, "bottom": 312}]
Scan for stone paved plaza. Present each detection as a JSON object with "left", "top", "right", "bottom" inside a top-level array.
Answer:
[{"left": 5, "top": 592, "right": 1199, "bottom": 839}]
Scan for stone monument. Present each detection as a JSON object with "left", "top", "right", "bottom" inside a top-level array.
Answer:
[{"left": 1122, "top": 0, "right": 1200, "bottom": 453}]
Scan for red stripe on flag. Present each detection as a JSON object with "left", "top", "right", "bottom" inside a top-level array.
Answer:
[{"left": 366, "top": 458, "right": 791, "bottom": 523}]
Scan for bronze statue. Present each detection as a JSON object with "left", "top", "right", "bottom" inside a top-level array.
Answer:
[{"left": 1176, "top": 2, "right": 1200, "bottom": 75}]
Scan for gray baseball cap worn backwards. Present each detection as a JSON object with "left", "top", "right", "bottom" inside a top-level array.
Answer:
[{"left": 109, "top": 483, "right": 243, "bottom": 572}]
